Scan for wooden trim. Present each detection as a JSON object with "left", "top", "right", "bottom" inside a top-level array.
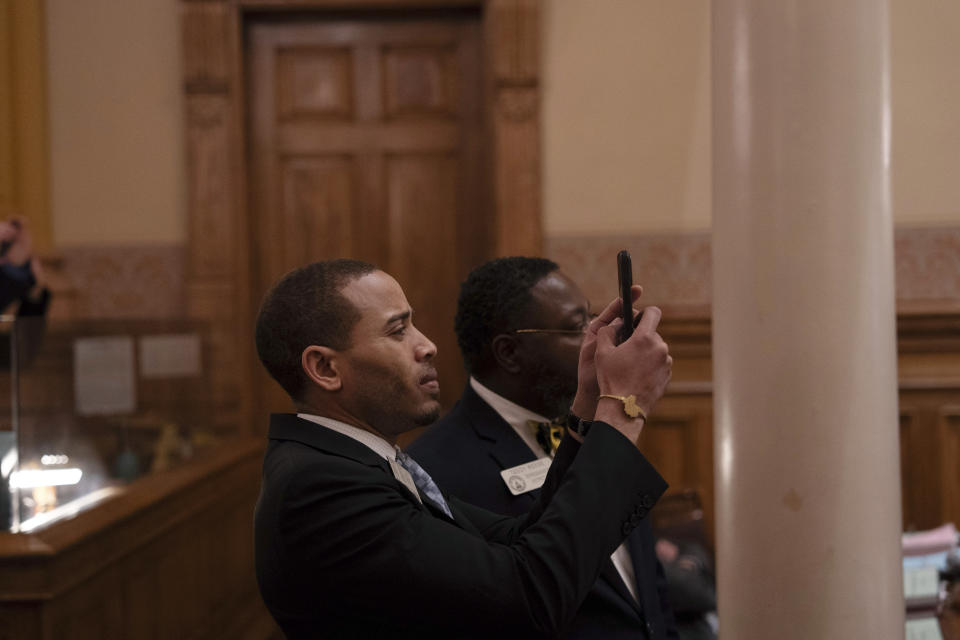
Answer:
[
  {"left": 486, "top": 0, "right": 542, "bottom": 256},
  {"left": 0, "top": 0, "right": 51, "bottom": 251},
  {"left": 180, "top": 0, "right": 542, "bottom": 435}
]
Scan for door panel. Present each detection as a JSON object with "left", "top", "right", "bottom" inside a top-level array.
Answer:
[
  {"left": 280, "top": 155, "right": 358, "bottom": 269},
  {"left": 248, "top": 13, "right": 487, "bottom": 422}
]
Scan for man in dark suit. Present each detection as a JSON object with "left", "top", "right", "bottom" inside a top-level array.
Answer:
[
  {"left": 253, "top": 259, "right": 674, "bottom": 639},
  {"left": 408, "top": 257, "right": 679, "bottom": 639}
]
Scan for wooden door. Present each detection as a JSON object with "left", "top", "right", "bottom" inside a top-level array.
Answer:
[{"left": 247, "top": 12, "right": 489, "bottom": 424}]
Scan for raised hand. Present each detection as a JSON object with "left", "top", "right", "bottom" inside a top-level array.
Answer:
[
  {"left": 570, "top": 285, "right": 643, "bottom": 420},
  {"left": 0, "top": 218, "right": 33, "bottom": 266},
  {"left": 593, "top": 306, "right": 672, "bottom": 443}
]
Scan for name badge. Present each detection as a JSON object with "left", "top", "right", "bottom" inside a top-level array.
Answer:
[{"left": 500, "top": 458, "right": 552, "bottom": 495}]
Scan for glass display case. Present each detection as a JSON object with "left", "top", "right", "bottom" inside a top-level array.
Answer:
[{"left": 1, "top": 315, "right": 218, "bottom": 532}]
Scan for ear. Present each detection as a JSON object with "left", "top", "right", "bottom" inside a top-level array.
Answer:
[
  {"left": 301, "top": 345, "right": 342, "bottom": 392},
  {"left": 490, "top": 334, "right": 523, "bottom": 375}
]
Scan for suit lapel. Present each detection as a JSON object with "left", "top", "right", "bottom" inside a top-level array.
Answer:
[
  {"left": 458, "top": 386, "right": 541, "bottom": 503},
  {"left": 600, "top": 555, "right": 646, "bottom": 618}
]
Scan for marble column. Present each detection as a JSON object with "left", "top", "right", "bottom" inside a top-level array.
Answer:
[{"left": 711, "top": 1, "right": 903, "bottom": 637}]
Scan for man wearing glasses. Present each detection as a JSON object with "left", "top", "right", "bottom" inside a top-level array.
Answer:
[{"left": 408, "top": 256, "right": 678, "bottom": 639}]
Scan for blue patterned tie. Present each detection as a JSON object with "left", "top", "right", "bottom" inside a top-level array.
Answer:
[{"left": 395, "top": 450, "right": 453, "bottom": 518}]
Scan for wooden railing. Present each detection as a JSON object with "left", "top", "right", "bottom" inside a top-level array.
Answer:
[{"left": 0, "top": 438, "right": 278, "bottom": 640}]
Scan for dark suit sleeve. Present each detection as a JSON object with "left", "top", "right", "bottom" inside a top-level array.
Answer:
[
  {"left": 260, "top": 422, "right": 666, "bottom": 637},
  {"left": 447, "top": 430, "right": 583, "bottom": 543}
]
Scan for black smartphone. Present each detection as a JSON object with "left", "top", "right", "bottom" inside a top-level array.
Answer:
[{"left": 617, "top": 250, "right": 633, "bottom": 344}]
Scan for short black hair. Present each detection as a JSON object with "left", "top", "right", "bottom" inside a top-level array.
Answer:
[
  {"left": 255, "top": 259, "right": 377, "bottom": 401},
  {"left": 455, "top": 256, "right": 559, "bottom": 374}
]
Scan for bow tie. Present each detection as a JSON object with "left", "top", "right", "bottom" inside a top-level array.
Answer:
[{"left": 527, "top": 420, "right": 564, "bottom": 457}]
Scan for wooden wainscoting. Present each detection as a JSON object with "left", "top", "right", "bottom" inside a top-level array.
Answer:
[
  {"left": 647, "top": 310, "right": 960, "bottom": 547},
  {"left": 0, "top": 439, "right": 278, "bottom": 640}
]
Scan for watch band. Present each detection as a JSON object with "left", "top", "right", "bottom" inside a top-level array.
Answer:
[{"left": 565, "top": 413, "right": 593, "bottom": 437}]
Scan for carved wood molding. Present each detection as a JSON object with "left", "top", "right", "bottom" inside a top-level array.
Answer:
[
  {"left": 180, "top": 0, "right": 542, "bottom": 434},
  {"left": 486, "top": 0, "right": 541, "bottom": 256}
]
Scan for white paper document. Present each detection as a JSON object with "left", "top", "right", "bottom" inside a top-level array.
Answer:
[
  {"left": 139, "top": 334, "right": 202, "bottom": 378},
  {"left": 904, "top": 566, "right": 940, "bottom": 600},
  {"left": 74, "top": 336, "right": 136, "bottom": 416},
  {"left": 905, "top": 617, "right": 943, "bottom": 640}
]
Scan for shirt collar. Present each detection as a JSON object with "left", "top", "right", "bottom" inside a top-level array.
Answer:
[
  {"left": 468, "top": 377, "right": 552, "bottom": 458},
  {"left": 296, "top": 413, "right": 398, "bottom": 461}
]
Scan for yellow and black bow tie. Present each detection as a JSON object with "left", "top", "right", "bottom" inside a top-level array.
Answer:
[{"left": 527, "top": 420, "right": 564, "bottom": 457}]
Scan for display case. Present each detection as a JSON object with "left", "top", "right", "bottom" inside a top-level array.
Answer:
[{"left": 1, "top": 315, "right": 221, "bottom": 533}]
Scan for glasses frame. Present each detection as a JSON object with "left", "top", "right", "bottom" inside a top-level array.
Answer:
[
  {"left": 511, "top": 314, "right": 597, "bottom": 336},
  {"left": 512, "top": 328, "right": 585, "bottom": 336}
]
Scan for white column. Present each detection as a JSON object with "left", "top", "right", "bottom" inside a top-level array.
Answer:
[{"left": 711, "top": 1, "right": 904, "bottom": 638}]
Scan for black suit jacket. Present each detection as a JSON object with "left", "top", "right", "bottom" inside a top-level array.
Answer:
[
  {"left": 407, "top": 385, "right": 679, "bottom": 639},
  {"left": 255, "top": 413, "right": 667, "bottom": 639}
]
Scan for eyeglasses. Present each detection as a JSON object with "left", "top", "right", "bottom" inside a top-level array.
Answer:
[
  {"left": 512, "top": 314, "right": 597, "bottom": 336},
  {"left": 513, "top": 328, "right": 585, "bottom": 336}
]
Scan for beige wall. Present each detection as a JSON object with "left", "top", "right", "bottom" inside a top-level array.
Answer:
[
  {"left": 542, "top": 0, "right": 712, "bottom": 236},
  {"left": 542, "top": 0, "right": 960, "bottom": 236},
  {"left": 46, "top": 0, "right": 184, "bottom": 247},
  {"left": 891, "top": 0, "right": 960, "bottom": 226},
  {"left": 41, "top": 0, "right": 960, "bottom": 246}
]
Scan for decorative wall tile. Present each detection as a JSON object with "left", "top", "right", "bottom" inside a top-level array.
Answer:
[
  {"left": 58, "top": 245, "right": 186, "bottom": 319},
  {"left": 546, "top": 226, "right": 960, "bottom": 313},
  {"left": 47, "top": 226, "right": 960, "bottom": 321},
  {"left": 894, "top": 226, "right": 960, "bottom": 309},
  {"left": 545, "top": 233, "right": 711, "bottom": 312}
]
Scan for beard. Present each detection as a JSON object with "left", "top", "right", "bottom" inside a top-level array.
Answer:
[
  {"left": 528, "top": 360, "right": 578, "bottom": 421},
  {"left": 413, "top": 402, "right": 441, "bottom": 426},
  {"left": 348, "top": 362, "right": 441, "bottom": 436}
]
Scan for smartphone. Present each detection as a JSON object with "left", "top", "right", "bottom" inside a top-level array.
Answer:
[{"left": 617, "top": 250, "right": 633, "bottom": 344}]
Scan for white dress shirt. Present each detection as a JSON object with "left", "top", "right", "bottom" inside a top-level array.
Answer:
[{"left": 297, "top": 412, "right": 397, "bottom": 461}]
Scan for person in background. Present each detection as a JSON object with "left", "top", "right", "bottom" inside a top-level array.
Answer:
[
  {"left": 0, "top": 217, "right": 50, "bottom": 368},
  {"left": 408, "top": 256, "right": 678, "bottom": 639},
  {"left": 654, "top": 537, "right": 717, "bottom": 640},
  {"left": 0, "top": 218, "right": 49, "bottom": 315}
]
